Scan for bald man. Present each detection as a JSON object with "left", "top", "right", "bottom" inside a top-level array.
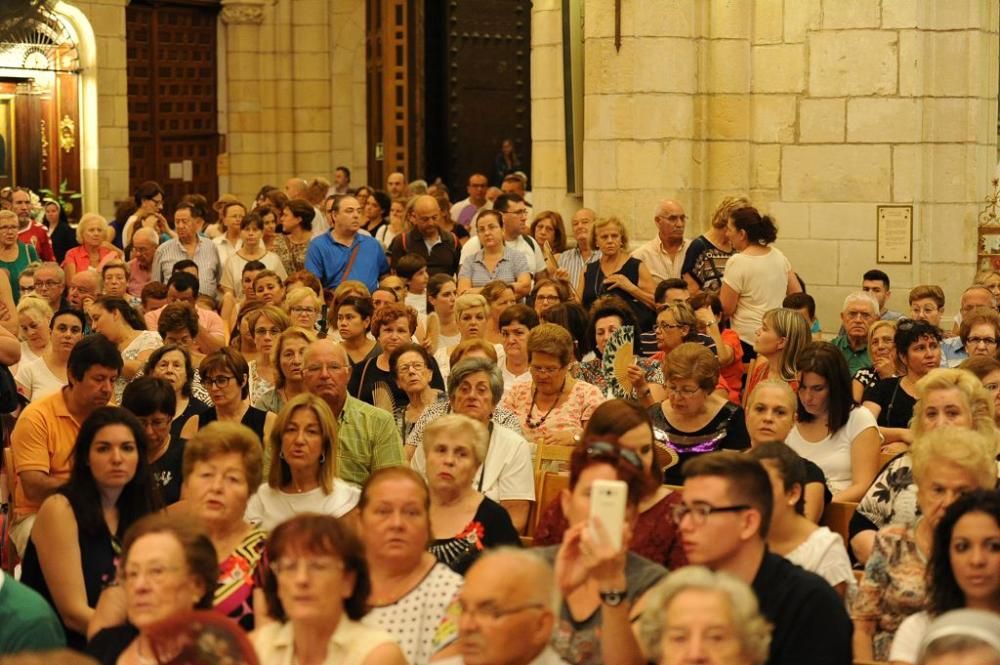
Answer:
[
  {"left": 284, "top": 178, "right": 307, "bottom": 199},
  {"left": 386, "top": 171, "right": 406, "bottom": 198},
  {"left": 436, "top": 549, "right": 570, "bottom": 665},
  {"left": 631, "top": 199, "right": 690, "bottom": 282},
  {"left": 302, "top": 339, "right": 404, "bottom": 485},
  {"left": 388, "top": 194, "right": 461, "bottom": 276},
  {"left": 555, "top": 207, "right": 601, "bottom": 290}
]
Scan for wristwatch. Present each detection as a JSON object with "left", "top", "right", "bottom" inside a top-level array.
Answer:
[{"left": 599, "top": 589, "right": 627, "bottom": 607}]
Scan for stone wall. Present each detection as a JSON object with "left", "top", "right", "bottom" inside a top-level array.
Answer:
[{"left": 530, "top": 0, "right": 1000, "bottom": 330}]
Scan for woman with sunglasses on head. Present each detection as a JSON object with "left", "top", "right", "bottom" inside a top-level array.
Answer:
[
  {"left": 539, "top": 429, "right": 667, "bottom": 665},
  {"left": 534, "top": 399, "right": 687, "bottom": 570},
  {"left": 650, "top": 343, "right": 750, "bottom": 485}
]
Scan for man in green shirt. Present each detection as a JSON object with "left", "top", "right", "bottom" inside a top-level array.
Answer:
[
  {"left": 831, "top": 291, "right": 879, "bottom": 376},
  {"left": 0, "top": 571, "right": 65, "bottom": 654},
  {"left": 302, "top": 339, "right": 404, "bottom": 486}
]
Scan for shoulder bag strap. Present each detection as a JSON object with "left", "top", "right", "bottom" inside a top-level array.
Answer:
[{"left": 342, "top": 241, "right": 363, "bottom": 282}]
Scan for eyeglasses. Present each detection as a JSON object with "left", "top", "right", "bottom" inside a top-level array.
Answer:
[
  {"left": 290, "top": 306, "right": 318, "bottom": 315},
  {"left": 910, "top": 306, "right": 940, "bottom": 316},
  {"left": 535, "top": 294, "right": 561, "bottom": 302},
  {"left": 34, "top": 280, "right": 62, "bottom": 289},
  {"left": 671, "top": 502, "right": 751, "bottom": 526},
  {"left": 137, "top": 416, "right": 172, "bottom": 430},
  {"left": 666, "top": 384, "right": 701, "bottom": 397},
  {"left": 529, "top": 364, "right": 565, "bottom": 376},
  {"left": 397, "top": 362, "right": 426, "bottom": 375},
  {"left": 254, "top": 327, "right": 282, "bottom": 337},
  {"left": 304, "top": 362, "right": 347, "bottom": 374},
  {"left": 656, "top": 322, "right": 684, "bottom": 332},
  {"left": 585, "top": 441, "right": 643, "bottom": 470},
  {"left": 270, "top": 558, "right": 343, "bottom": 577},
  {"left": 122, "top": 564, "right": 181, "bottom": 586},
  {"left": 505, "top": 208, "right": 529, "bottom": 217},
  {"left": 458, "top": 601, "right": 546, "bottom": 623},
  {"left": 203, "top": 375, "right": 236, "bottom": 388},
  {"left": 968, "top": 336, "right": 998, "bottom": 346}
]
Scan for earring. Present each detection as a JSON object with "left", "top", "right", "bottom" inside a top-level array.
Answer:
[
  {"left": 319, "top": 453, "right": 326, "bottom": 464},
  {"left": 278, "top": 450, "right": 285, "bottom": 460}
]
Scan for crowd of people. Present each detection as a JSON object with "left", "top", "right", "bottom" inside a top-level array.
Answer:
[{"left": 0, "top": 175, "right": 999, "bottom": 665}]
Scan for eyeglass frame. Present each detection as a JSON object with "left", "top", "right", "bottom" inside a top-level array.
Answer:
[{"left": 671, "top": 502, "right": 752, "bottom": 525}]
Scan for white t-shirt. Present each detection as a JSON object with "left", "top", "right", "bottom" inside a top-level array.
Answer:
[
  {"left": 15, "top": 357, "right": 64, "bottom": 401},
  {"left": 785, "top": 526, "right": 856, "bottom": 591},
  {"left": 411, "top": 422, "right": 535, "bottom": 502},
  {"left": 722, "top": 247, "right": 792, "bottom": 344},
  {"left": 244, "top": 481, "right": 360, "bottom": 532},
  {"left": 460, "top": 234, "right": 545, "bottom": 274},
  {"left": 219, "top": 251, "right": 288, "bottom": 299},
  {"left": 889, "top": 611, "right": 930, "bottom": 665},
  {"left": 785, "top": 407, "right": 878, "bottom": 493},
  {"left": 501, "top": 360, "right": 530, "bottom": 395},
  {"left": 405, "top": 291, "right": 427, "bottom": 317}
]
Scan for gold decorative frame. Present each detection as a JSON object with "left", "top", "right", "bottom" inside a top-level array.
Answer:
[{"left": 0, "top": 95, "right": 15, "bottom": 182}]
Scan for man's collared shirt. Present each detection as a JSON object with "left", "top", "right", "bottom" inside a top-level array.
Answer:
[
  {"left": 213, "top": 235, "right": 242, "bottom": 268},
  {"left": 557, "top": 247, "right": 601, "bottom": 293},
  {"left": 631, "top": 236, "right": 691, "bottom": 282},
  {"left": 831, "top": 333, "right": 872, "bottom": 376},
  {"left": 126, "top": 258, "right": 151, "bottom": 297},
  {"left": 151, "top": 236, "right": 222, "bottom": 299},
  {"left": 306, "top": 232, "right": 389, "bottom": 292},
  {"left": 940, "top": 336, "right": 967, "bottom": 367},
  {"left": 336, "top": 395, "right": 405, "bottom": 486}
]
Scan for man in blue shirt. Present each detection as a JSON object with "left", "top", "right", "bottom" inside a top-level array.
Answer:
[{"left": 305, "top": 194, "right": 388, "bottom": 292}]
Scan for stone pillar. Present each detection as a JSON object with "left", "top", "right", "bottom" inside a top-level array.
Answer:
[{"left": 330, "top": 0, "right": 367, "bottom": 186}]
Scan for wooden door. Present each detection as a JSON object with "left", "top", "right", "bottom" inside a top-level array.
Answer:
[
  {"left": 423, "top": 0, "right": 532, "bottom": 192},
  {"left": 126, "top": 0, "right": 220, "bottom": 211}
]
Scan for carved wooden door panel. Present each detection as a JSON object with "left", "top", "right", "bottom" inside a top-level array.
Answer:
[
  {"left": 424, "top": 0, "right": 532, "bottom": 192},
  {"left": 126, "top": 0, "right": 220, "bottom": 210}
]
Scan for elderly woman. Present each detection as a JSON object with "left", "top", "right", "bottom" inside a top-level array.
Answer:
[
  {"left": 349, "top": 302, "right": 445, "bottom": 409},
  {"left": 864, "top": 319, "right": 943, "bottom": 450},
  {"left": 180, "top": 348, "right": 276, "bottom": 449},
  {"left": 743, "top": 307, "right": 812, "bottom": 404},
  {"left": 252, "top": 515, "right": 407, "bottom": 664},
  {"left": 145, "top": 344, "right": 211, "bottom": 443},
  {"left": 531, "top": 210, "right": 567, "bottom": 253},
  {"left": 745, "top": 379, "right": 828, "bottom": 523},
  {"left": 534, "top": 399, "right": 688, "bottom": 570},
  {"left": 958, "top": 307, "right": 1000, "bottom": 362},
  {"left": 649, "top": 343, "right": 750, "bottom": 484},
  {"left": 15, "top": 307, "right": 84, "bottom": 401},
  {"left": 501, "top": 323, "right": 604, "bottom": 446},
  {"left": 273, "top": 198, "right": 314, "bottom": 274},
  {"left": 424, "top": 413, "right": 521, "bottom": 574},
  {"left": 457, "top": 209, "right": 530, "bottom": 297},
  {"left": 851, "top": 426, "right": 998, "bottom": 661},
  {"left": 639, "top": 566, "right": 771, "bottom": 665},
  {"left": 181, "top": 421, "right": 267, "bottom": 630},
  {"left": 245, "top": 394, "right": 360, "bottom": 531},
  {"left": 391, "top": 342, "right": 447, "bottom": 453},
  {"left": 960, "top": 355, "right": 1000, "bottom": 424},
  {"left": 786, "top": 341, "right": 880, "bottom": 503},
  {"left": 16, "top": 295, "right": 52, "bottom": 369},
  {"left": 255, "top": 326, "right": 315, "bottom": 413},
  {"left": 531, "top": 277, "right": 571, "bottom": 316},
  {"left": 720, "top": 206, "right": 801, "bottom": 359},
  {"left": 410, "top": 357, "right": 535, "bottom": 532},
  {"left": 481, "top": 280, "right": 516, "bottom": 346},
  {"left": 284, "top": 285, "right": 323, "bottom": 332},
  {"left": 21, "top": 407, "right": 161, "bottom": 650},
  {"left": 86, "top": 515, "right": 218, "bottom": 664},
  {"left": 851, "top": 367, "right": 1000, "bottom": 563},
  {"left": 498, "top": 303, "right": 539, "bottom": 391},
  {"left": 580, "top": 216, "right": 656, "bottom": 330},
  {"left": 358, "top": 467, "right": 463, "bottom": 664},
  {"left": 748, "top": 442, "right": 854, "bottom": 597},
  {"left": 889, "top": 490, "right": 1000, "bottom": 665},
  {"left": 121, "top": 376, "right": 187, "bottom": 504},
  {"left": 0, "top": 209, "right": 38, "bottom": 300},
  {"left": 89, "top": 295, "right": 162, "bottom": 404},
  {"left": 852, "top": 319, "right": 900, "bottom": 403},
  {"left": 247, "top": 305, "right": 291, "bottom": 404},
  {"left": 334, "top": 295, "right": 378, "bottom": 365},
  {"left": 541, "top": 439, "right": 667, "bottom": 665},
  {"left": 62, "top": 213, "right": 123, "bottom": 281}
]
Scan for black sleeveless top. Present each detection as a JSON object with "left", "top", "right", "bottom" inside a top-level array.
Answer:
[
  {"left": 197, "top": 405, "right": 268, "bottom": 441},
  {"left": 582, "top": 257, "right": 656, "bottom": 330}
]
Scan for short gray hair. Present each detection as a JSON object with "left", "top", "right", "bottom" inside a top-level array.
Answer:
[
  {"left": 35, "top": 261, "right": 65, "bottom": 282},
  {"left": 422, "top": 413, "right": 489, "bottom": 465},
  {"left": 472, "top": 547, "right": 559, "bottom": 612},
  {"left": 639, "top": 566, "right": 772, "bottom": 665},
  {"left": 842, "top": 291, "right": 879, "bottom": 315},
  {"left": 447, "top": 357, "right": 504, "bottom": 406},
  {"left": 133, "top": 226, "right": 160, "bottom": 246}
]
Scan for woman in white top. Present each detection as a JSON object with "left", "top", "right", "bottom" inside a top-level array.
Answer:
[
  {"left": 720, "top": 205, "right": 802, "bottom": 355},
  {"left": 785, "top": 341, "right": 880, "bottom": 502},
  {"left": 252, "top": 513, "right": 406, "bottom": 665},
  {"left": 433, "top": 293, "right": 504, "bottom": 381},
  {"left": 219, "top": 211, "right": 288, "bottom": 300},
  {"left": 16, "top": 295, "right": 52, "bottom": 371},
  {"left": 375, "top": 197, "right": 406, "bottom": 250},
  {"left": 16, "top": 308, "right": 84, "bottom": 401},
  {"left": 245, "top": 393, "right": 360, "bottom": 532},
  {"left": 89, "top": 296, "right": 162, "bottom": 404},
  {"left": 749, "top": 442, "right": 854, "bottom": 598}
]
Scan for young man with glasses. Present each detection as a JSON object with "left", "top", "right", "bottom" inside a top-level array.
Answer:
[
  {"left": 678, "top": 451, "right": 852, "bottom": 665},
  {"left": 631, "top": 199, "right": 690, "bottom": 282}
]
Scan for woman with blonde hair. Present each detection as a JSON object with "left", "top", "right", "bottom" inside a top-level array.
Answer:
[
  {"left": 62, "top": 213, "right": 123, "bottom": 281},
  {"left": 743, "top": 307, "right": 812, "bottom": 406},
  {"left": 974, "top": 268, "right": 1000, "bottom": 306},
  {"left": 580, "top": 216, "right": 656, "bottom": 329},
  {"left": 851, "top": 367, "right": 1000, "bottom": 563},
  {"left": 245, "top": 393, "right": 359, "bottom": 531},
  {"left": 15, "top": 295, "right": 53, "bottom": 369},
  {"left": 254, "top": 326, "right": 316, "bottom": 413},
  {"left": 433, "top": 292, "right": 502, "bottom": 380},
  {"left": 282, "top": 285, "right": 323, "bottom": 332},
  {"left": 853, "top": 319, "right": 901, "bottom": 403}
]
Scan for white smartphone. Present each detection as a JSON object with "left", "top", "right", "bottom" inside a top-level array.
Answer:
[{"left": 589, "top": 479, "right": 628, "bottom": 551}]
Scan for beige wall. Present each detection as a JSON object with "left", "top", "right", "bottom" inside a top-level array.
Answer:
[{"left": 531, "top": 0, "right": 1000, "bottom": 331}]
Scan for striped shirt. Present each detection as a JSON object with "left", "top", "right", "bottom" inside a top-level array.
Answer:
[
  {"left": 458, "top": 247, "right": 529, "bottom": 288},
  {"left": 557, "top": 247, "right": 601, "bottom": 291},
  {"left": 151, "top": 236, "right": 222, "bottom": 299}
]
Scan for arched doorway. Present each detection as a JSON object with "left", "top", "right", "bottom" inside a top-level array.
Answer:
[{"left": 0, "top": 5, "right": 83, "bottom": 214}]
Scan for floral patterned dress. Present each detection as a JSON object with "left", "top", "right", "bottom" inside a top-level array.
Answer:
[
  {"left": 214, "top": 528, "right": 268, "bottom": 631},
  {"left": 499, "top": 379, "right": 604, "bottom": 444}
]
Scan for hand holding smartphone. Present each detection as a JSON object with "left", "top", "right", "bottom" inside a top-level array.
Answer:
[{"left": 589, "top": 479, "right": 627, "bottom": 552}]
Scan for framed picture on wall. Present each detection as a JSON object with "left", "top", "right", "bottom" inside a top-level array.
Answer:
[{"left": 0, "top": 95, "right": 14, "bottom": 184}]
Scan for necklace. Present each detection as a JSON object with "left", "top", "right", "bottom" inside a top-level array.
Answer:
[{"left": 526, "top": 380, "right": 566, "bottom": 429}]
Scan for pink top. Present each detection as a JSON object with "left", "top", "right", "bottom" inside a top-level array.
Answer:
[
  {"left": 500, "top": 378, "right": 604, "bottom": 443},
  {"left": 61, "top": 245, "right": 115, "bottom": 273}
]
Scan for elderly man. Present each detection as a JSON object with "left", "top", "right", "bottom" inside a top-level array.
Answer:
[
  {"left": 679, "top": 452, "right": 852, "bottom": 665},
  {"left": 302, "top": 339, "right": 404, "bottom": 485},
  {"left": 388, "top": 194, "right": 460, "bottom": 276},
  {"left": 31, "top": 262, "right": 67, "bottom": 312},
  {"left": 152, "top": 202, "right": 222, "bottom": 300},
  {"left": 451, "top": 173, "right": 490, "bottom": 229},
  {"left": 128, "top": 227, "right": 158, "bottom": 297},
  {"left": 555, "top": 208, "right": 601, "bottom": 291},
  {"left": 284, "top": 177, "right": 308, "bottom": 199},
  {"left": 434, "top": 549, "right": 569, "bottom": 665},
  {"left": 831, "top": 291, "right": 879, "bottom": 375},
  {"left": 11, "top": 187, "right": 54, "bottom": 262},
  {"left": 305, "top": 195, "right": 389, "bottom": 292},
  {"left": 941, "top": 285, "right": 997, "bottom": 367},
  {"left": 632, "top": 199, "right": 690, "bottom": 282},
  {"left": 67, "top": 269, "right": 100, "bottom": 312}
]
